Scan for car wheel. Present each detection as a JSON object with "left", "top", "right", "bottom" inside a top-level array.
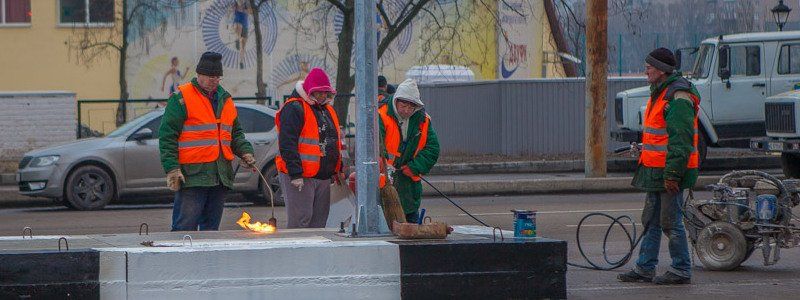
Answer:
[
  {"left": 65, "top": 165, "right": 115, "bottom": 210},
  {"left": 245, "top": 164, "right": 284, "bottom": 206},
  {"left": 780, "top": 153, "right": 800, "bottom": 178}
]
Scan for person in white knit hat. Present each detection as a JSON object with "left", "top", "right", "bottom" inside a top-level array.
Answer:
[{"left": 378, "top": 79, "right": 440, "bottom": 223}]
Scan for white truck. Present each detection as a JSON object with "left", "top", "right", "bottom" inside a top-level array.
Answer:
[
  {"left": 750, "top": 90, "right": 800, "bottom": 178},
  {"left": 612, "top": 31, "right": 800, "bottom": 166}
]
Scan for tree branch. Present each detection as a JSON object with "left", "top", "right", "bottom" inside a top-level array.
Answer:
[{"left": 325, "top": 0, "right": 346, "bottom": 12}]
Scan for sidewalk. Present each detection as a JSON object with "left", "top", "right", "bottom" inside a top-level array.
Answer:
[
  {"left": 1, "top": 169, "right": 782, "bottom": 208},
  {"left": 421, "top": 169, "right": 781, "bottom": 197}
]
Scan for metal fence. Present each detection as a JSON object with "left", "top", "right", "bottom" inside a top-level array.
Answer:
[
  {"left": 419, "top": 78, "right": 648, "bottom": 155},
  {"left": 77, "top": 96, "right": 277, "bottom": 138}
]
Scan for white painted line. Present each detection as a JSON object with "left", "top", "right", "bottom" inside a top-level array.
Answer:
[
  {"left": 569, "top": 279, "right": 800, "bottom": 292},
  {"left": 566, "top": 223, "right": 642, "bottom": 228},
  {"left": 458, "top": 208, "right": 641, "bottom": 217}
]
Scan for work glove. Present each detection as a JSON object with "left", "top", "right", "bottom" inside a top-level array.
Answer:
[
  {"left": 665, "top": 179, "right": 680, "bottom": 195},
  {"left": 401, "top": 165, "right": 416, "bottom": 178},
  {"left": 291, "top": 178, "right": 304, "bottom": 191},
  {"left": 241, "top": 153, "right": 256, "bottom": 169},
  {"left": 166, "top": 169, "right": 185, "bottom": 192}
]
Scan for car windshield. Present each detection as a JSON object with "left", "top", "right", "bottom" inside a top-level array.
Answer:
[
  {"left": 106, "top": 112, "right": 160, "bottom": 138},
  {"left": 689, "top": 44, "right": 715, "bottom": 79}
]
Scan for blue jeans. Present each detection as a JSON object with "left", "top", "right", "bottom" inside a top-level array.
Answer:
[
  {"left": 171, "top": 185, "right": 226, "bottom": 231},
  {"left": 635, "top": 191, "right": 691, "bottom": 279}
]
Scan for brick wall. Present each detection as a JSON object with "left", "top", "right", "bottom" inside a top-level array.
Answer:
[{"left": 0, "top": 92, "right": 76, "bottom": 172}]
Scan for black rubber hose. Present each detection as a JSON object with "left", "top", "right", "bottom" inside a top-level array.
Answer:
[
  {"left": 422, "top": 175, "right": 648, "bottom": 270},
  {"left": 566, "top": 212, "right": 648, "bottom": 270},
  {"left": 421, "top": 176, "right": 492, "bottom": 227}
]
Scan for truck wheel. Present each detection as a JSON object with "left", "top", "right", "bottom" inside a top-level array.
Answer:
[
  {"left": 780, "top": 153, "right": 800, "bottom": 178},
  {"left": 698, "top": 129, "right": 708, "bottom": 169},
  {"left": 695, "top": 221, "right": 747, "bottom": 271}
]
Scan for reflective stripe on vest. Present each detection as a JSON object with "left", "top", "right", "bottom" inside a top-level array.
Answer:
[
  {"left": 639, "top": 88, "right": 700, "bottom": 169},
  {"left": 176, "top": 83, "right": 237, "bottom": 164},
  {"left": 378, "top": 105, "right": 430, "bottom": 182},
  {"left": 274, "top": 98, "right": 342, "bottom": 178}
]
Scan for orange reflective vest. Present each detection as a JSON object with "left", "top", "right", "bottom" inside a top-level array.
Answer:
[
  {"left": 378, "top": 105, "right": 430, "bottom": 182},
  {"left": 639, "top": 88, "right": 700, "bottom": 169},
  {"left": 275, "top": 98, "right": 342, "bottom": 177},
  {"left": 177, "top": 83, "right": 237, "bottom": 164}
]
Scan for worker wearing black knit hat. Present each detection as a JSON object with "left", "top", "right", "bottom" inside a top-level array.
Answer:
[
  {"left": 618, "top": 47, "right": 702, "bottom": 285},
  {"left": 645, "top": 47, "right": 677, "bottom": 74},
  {"left": 159, "top": 51, "right": 255, "bottom": 231}
]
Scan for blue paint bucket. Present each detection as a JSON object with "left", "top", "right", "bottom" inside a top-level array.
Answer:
[
  {"left": 511, "top": 210, "right": 537, "bottom": 238},
  {"left": 756, "top": 194, "right": 777, "bottom": 223}
]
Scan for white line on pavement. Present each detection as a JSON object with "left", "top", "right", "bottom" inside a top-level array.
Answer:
[
  {"left": 569, "top": 278, "right": 800, "bottom": 292},
  {"left": 566, "top": 223, "right": 642, "bottom": 228},
  {"left": 458, "top": 208, "right": 641, "bottom": 217}
]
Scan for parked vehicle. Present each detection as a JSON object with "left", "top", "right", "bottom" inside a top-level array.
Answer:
[
  {"left": 750, "top": 90, "right": 800, "bottom": 178},
  {"left": 613, "top": 31, "right": 800, "bottom": 166},
  {"left": 17, "top": 103, "right": 282, "bottom": 210}
]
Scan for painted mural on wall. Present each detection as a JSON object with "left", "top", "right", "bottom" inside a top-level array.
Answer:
[
  {"left": 126, "top": 0, "right": 541, "bottom": 100},
  {"left": 498, "top": 0, "right": 541, "bottom": 79}
]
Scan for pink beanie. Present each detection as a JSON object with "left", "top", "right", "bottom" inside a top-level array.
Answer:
[{"left": 302, "top": 68, "right": 336, "bottom": 95}]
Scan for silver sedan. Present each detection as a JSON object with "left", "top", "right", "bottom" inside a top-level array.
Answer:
[{"left": 16, "top": 103, "right": 282, "bottom": 210}]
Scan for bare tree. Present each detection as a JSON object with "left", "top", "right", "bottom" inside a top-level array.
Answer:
[
  {"left": 249, "top": 0, "right": 270, "bottom": 104},
  {"left": 68, "top": 0, "right": 194, "bottom": 126}
]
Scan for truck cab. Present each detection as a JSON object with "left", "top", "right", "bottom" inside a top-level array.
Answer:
[
  {"left": 750, "top": 90, "right": 800, "bottom": 178},
  {"left": 613, "top": 31, "right": 800, "bottom": 165}
]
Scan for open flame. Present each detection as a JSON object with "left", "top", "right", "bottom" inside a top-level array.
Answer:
[{"left": 236, "top": 211, "right": 276, "bottom": 233}]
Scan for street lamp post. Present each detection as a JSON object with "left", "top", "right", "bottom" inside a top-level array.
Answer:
[{"left": 772, "top": 0, "right": 792, "bottom": 31}]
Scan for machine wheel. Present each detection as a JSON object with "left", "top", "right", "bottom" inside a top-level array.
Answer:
[
  {"left": 695, "top": 221, "right": 748, "bottom": 271},
  {"left": 781, "top": 153, "right": 800, "bottom": 178}
]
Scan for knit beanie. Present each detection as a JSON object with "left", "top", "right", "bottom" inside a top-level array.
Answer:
[
  {"left": 378, "top": 75, "right": 388, "bottom": 88},
  {"left": 302, "top": 68, "right": 336, "bottom": 95},
  {"left": 196, "top": 51, "right": 223, "bottom": 76},
  {"left": 645, "top": 48, "right": 676, "bottom": 74}
]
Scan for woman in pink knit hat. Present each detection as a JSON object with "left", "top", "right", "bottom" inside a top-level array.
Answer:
[{"left": 274, "top": 68, "right": 344, "bottom": 228}]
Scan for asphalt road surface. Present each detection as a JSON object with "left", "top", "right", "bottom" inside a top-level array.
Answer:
[{"left": 1, "top": 192, "right": 799, "bottom": 299}]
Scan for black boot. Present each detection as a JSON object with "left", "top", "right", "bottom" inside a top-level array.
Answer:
[
  {"left": 617, "top": 270, "right": 652, "bottom": 283},
  {"left": 653, "top": 271, "right": 691, "bottom": 285}
]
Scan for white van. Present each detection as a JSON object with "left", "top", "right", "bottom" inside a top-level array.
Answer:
[{"left": 612, "top": 31, "right": 800, "bottom": 165}]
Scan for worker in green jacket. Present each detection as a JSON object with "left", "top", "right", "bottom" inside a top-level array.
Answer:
[
  {"left": 159, "top": 52, "right": 255, "bottom": 231},
  {"left": 379, "top": 79, "right": 440, "bottom": 223},
  {"left": 618, "top": 48, "right": 700, "bottom": 285}
]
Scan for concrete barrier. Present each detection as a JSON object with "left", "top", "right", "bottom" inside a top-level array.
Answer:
[{"left": 0, "top": 229, "right": 566, "bottom": 299}]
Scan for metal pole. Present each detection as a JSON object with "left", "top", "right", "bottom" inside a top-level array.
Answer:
[
  {"left": 618, "top": 34, "right": 622, "bottom": 77},
  {"left": 584, "top": 0, "right": 608, "bottom": 178},
  {"left": 354, "top": 0, "right": 390, "bottom": 236}
]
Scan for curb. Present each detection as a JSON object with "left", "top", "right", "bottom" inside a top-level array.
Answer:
[
  {"left": 422, "top": 175, "right": 724, "bottom": 197},
  {"left": 429, "top": 156, "right": 780, "bottom": 175}
]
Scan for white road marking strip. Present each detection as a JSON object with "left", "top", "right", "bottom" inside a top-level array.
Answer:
[
  {"left": 569, "top": 279, "right": 800, "bottom": 292},
  {"left": 458, "top": 208, "right": 641, "bottom": 217},
  {"left": 566, "top": 223, "right": 642, "bottom": 228}
]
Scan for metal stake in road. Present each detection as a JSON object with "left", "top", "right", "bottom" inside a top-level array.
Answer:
[
  {"left": 353, "top": 0, "right": 391, "bottom": 236},
  {"left": 584, "top": 0, "right": 608, "bottom": 178}
]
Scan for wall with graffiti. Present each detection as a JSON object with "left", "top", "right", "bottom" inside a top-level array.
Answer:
[{"left": 126, "top": 0, "right": 556, "bottom": 100}]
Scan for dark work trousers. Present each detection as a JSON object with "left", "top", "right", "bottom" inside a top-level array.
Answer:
[
  {"left": 279, "top": 173, "right": 331, "bottom": 228},
  {"left": 171, "top": 185, "right": 226, "bottom": 231}
]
